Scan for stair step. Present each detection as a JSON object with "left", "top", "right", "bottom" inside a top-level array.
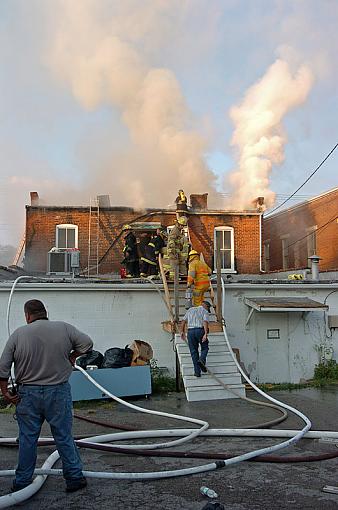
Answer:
[
  {"left": 181, "top": 363, "right": 240, "bottom": 376},
  {"left": 176, "top": 344, "right": 231, "bottom": 355},
  {"left": 174, "top": 333, "right": 245, "bottom": 402},
  {"left": 176, "top": 339, "right": 232, "bottom": 349},
  {"left": 184, "top": 374, "right": 242, "bottom": 388},
  {"left": 186, "top": 385, "right": 246, "bottom": 402},
  {"left": 179, "top": 352, "right": 233, "bottom": 363},
  {"left": 175, "top": 335, "right": 225, "bottom": 346}
]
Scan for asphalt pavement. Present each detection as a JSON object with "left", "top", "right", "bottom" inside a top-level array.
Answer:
[{"left": 1, "top": 387, "right": 338, "bottom": 509}]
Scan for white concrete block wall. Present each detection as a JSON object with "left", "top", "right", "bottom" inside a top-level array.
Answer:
[
  {"left": 1, "top": 281, "right": 338, "bottom": 384},
  {"left": 222, "top": 283, "right": 338, "bottom": 384},
  {"left": 0, "top": 283, "right": 175, "bottom": 372}
]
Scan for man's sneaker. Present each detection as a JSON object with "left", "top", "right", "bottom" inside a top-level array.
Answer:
[
  {"left": 194, "top": 373, "right": 201, "bottom": 378},
  {"left": 198, "top": 360, "right": 207, "bottom": 373},
  {"left": 66, "top": 477, "right": 87, "bottom": 493}
]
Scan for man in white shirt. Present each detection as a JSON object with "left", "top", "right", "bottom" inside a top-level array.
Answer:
[{"left": 180, "top": 301, "right": 210, "bottom": 377}]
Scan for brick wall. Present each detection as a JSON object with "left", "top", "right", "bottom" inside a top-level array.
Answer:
[
  {"left": 25, "top": 206, "right": 262, "bottom": 274},
  {"left": 264, "top": 188, "right": 338, "bottom": 271}
]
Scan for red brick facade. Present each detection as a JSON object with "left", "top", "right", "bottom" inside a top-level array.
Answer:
[
  {"left": 263, "top": 188, "right": 338, "bottom": 271},
  {"left": 24, "top": 204, "right": 262, "bottom": 274}
]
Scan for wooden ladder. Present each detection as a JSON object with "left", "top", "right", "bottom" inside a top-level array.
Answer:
[
  {"left": 158, "top": 253, "right": 220, "bottom": 330},
  {"left": 12, "top": 232, "right": 26, "bottom": 266}
]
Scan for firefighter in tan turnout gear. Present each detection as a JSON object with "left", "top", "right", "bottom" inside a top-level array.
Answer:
[
  {"left": 165, "top": 216, "right": 189, "bottom": 279},
  {"left": 187, "top": 250, "right": 212, "bottom": 306}
]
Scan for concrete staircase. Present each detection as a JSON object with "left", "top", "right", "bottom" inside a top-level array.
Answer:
[{"left": 175, "top": 332, "right": 246, "bottom": 402}]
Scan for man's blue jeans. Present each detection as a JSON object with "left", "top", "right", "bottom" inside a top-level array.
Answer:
[
  {"left": 187, "top": 327, "right": 209, "bottom": 376},
  {"left": 15, "top": 382, "right": 83, "bottom": 487}
]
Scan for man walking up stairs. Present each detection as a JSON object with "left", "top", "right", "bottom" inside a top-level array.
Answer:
[{"left": 180, "top": 301, "right": 211, "bottom": 377}]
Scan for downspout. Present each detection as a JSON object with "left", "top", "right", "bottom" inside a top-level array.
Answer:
[{"left": 259, "top": 213, "right": 264, "bottom": 273}]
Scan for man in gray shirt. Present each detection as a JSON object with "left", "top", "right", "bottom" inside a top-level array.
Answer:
[
  {"left": 0, "top": 299, "right": 93, "bottom": 493},
  {"left": 180, "top": 301, "right": 210, "bottom": 377}
]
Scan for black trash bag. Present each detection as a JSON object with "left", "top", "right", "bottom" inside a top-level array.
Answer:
[
  {"left": 76, "top": 350, "right": 104, "bottom": 370},
  {"left": 102, "top": 346, "right": 133, "bottom": 369},
  {"left": 201, "top": 504, "right": 225, "bottom": 510}
]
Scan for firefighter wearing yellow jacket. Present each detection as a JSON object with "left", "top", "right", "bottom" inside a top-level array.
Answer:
[{"left": 187, "top": 250, "right": 212, "bottom": 306}]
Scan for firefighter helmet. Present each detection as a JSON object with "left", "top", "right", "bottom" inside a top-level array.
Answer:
[
  {"left": 177, "top": 216, "right": 187, "bottom": 226},
  {"left": 188, "top": 250, "right": 199, "bottom": 258}
]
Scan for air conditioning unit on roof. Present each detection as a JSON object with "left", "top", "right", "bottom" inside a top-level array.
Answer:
[{"left": 47, "top": 249, "right": 80, "bottom": 275}]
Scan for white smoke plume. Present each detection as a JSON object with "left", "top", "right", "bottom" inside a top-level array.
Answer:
[
  {"left": 226, "top": 59, "right": 314, "bottom": 209},
  {"left": 46, "top": 1, "right": 217, "bottom": 209}
]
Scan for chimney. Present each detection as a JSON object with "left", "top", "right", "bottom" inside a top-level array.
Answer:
[
  {"left": 252, "top": 196, "right": 265, "bottom": 212},
  {"left": 97, "top": 195, "right": 111, "bottom": 207},
  {"left": 190, "top": 193, "right": 208, "bottom": 210},
  {"left": 30, "top": 192, "right": 40, "bottom": 206}
]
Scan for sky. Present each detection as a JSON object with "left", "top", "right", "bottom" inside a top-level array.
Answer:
[{"left": 0, "top": 0, "right": 337, "bottom": 245}]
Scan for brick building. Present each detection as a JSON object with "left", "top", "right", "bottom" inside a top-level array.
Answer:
[
  {"left": 24, "top": 192, "right": 262, "bottom": 275},
  {"left": 263, "top": 187, "right": 338, "bottom": 272}
]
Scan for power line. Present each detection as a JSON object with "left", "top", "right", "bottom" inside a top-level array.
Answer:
[
  {"left": 266, "top": 142, "right": 338, "bottom": 216},
  {"left": 221, "top": 193, "right": 314, "bottom": 199},
  {"left": 287, "top": 211, "right": 338, "bottom": 249}
]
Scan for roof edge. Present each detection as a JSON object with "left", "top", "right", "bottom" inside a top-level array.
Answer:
[{"left": 264, "top": 186, "right": 338, "bottom": 220}]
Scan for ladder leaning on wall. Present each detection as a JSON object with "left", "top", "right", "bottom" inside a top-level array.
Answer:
[
  {"left": 12, "top": 232, "right": 26, "bottom": 266},
  {"left": 87, "top": 197, "right": 100, "bottom": 277}
]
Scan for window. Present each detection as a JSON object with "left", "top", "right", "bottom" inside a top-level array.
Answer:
[
  {"left": 56, "top": 224, "right": 78, "bottom": 249},
  {"left": 306, "top": 226, "right": 317, "bottom": 259},
  {"left": 280, "top": 235, "right": 290, "bottom": 270},
  {"left": 214, "top": 227, "right": 235, "bottom": 272},
  {"left": 264, "top": 241, "right": 270, "bottom": 272}
]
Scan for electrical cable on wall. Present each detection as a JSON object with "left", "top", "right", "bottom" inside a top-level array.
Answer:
[{"left": 286, "top": 211, "right": 338, "bottom": 250}]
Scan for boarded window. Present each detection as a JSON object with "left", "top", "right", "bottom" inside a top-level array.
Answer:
[
  {"left": 264, "top": 242, "right": 270, "bottom": 272},
  {"left": 281, "top": 236, "right": 289, "bottom": 270},
  {"left": 306, "top": 226, "right": 317, "bottom": 259}
]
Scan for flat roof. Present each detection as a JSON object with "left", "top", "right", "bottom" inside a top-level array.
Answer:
[
  {"left": 244, "top": 297, "right": 329, "bottom": 312},
  {"left": 25, "top": 205, "right": 261, "bottom": 215}
]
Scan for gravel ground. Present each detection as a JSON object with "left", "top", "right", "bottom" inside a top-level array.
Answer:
[{"left": 1, "top": 387, "right": 338, "bottom": 509}]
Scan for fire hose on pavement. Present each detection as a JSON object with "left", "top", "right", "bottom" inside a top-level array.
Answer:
[{"left": 0, "top": 275, "right": 315, "bottom": 508}]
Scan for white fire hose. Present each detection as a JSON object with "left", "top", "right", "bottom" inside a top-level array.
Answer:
[{"left": 0, "top": 275, "right": 313, "bottom": 508}]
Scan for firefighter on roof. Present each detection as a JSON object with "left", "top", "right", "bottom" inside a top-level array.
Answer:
[
  {"left": 121, "top": 228, "right": 139, "bottom": 278},
  {"left": 165, "top": 216, "right": 189, "bottom": 279},
  {"left": 153, "top": 228, "right": 167, "bottom": 256},
  {"left": 139, "top": 233, "right": 157, "bottom": 277},
  {"left": 175, "top": 189, "right": 188, "bottom": 212},
  {"left": 187, "top": 250, "right": 212, "bottom": 306}
]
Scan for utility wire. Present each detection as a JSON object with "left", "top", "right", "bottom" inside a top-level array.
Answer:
[{"left": 266, "top": 142, "right": 338, "bottom": 216}]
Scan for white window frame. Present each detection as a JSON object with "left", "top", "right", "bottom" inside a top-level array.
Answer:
[
  {"left": 213, "top": 226, "right": 235, "bottom": 273},
  {"left": 56, "top": 224, "right": 78, "bottom": 249}
]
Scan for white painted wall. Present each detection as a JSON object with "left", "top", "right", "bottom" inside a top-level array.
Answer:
[
  {"left": 222, "top": 283, "right": 338, "bottom": 383},
  {"left": 1, "top": 280, "right": 338, "bottom": 383},
  {"left": 0, "top": 283, "right": 175, "bottom": 372}
]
